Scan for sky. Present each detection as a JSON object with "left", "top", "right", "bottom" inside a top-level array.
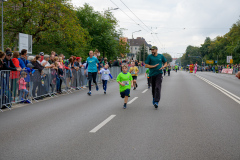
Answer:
[{"left": 71, "top": 0, "right": 240, "bottom": 58}]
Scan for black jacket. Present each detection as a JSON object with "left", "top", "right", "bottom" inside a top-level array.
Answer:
[
  {"left": 1, "top": 58, "right": 17, "bottom": 71},
  {"left": 112, "top": 61, "right": 120, "bottom": 67},
  {"left": 32, "top": 61, "right": 44, "bottom": 82}
]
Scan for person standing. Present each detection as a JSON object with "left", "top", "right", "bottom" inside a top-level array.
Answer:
[
  {"left": 84, "top": 50, "right": 101, "bottom": 96},
  {"left": 145, "top": 46, "right": 167, "bottom": 109},
  {"left": 194, "top": 62, "right": 198, "bottom": 74}
]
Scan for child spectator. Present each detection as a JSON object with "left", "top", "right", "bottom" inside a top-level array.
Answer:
[{"left": 19, "top": 72, "right": 30, "bottom": 103}]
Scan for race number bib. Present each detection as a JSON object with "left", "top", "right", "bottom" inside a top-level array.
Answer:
[
  {"left": 104, "top": 71, "right": 108, "bottom": 75},
  {"left": 122, "top": 81, "right": 129, "bottom": 85},
  {"left": 131, "top": 70, "right": 135, "bottom": 74}
]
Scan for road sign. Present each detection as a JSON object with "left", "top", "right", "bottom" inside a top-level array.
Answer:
[
  {"left": 206, "top": 60, "right": 214, "bottom": 64},
  {"left": 19, "top": 33, "right": 32, "bottom": 54},
  {"left": 230, "top": 59, "right": 233, "bottom": 64},
  {"left": 227, "top": 56, "right": 232, "bottom": 63}
]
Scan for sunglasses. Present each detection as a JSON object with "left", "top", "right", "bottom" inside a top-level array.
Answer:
[{"left": 7, "top": 54, "right": 12, "bottom": 56}]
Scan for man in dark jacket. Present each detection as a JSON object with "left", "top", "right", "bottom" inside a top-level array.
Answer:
[
  {"left": 3, "top": 51, "right": 19, "bottom": 71},
  {"left": 112, "top": 59, "right": 120, "bottom": 67}
]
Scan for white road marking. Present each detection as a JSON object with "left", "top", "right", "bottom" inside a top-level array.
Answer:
[
  {"left": 90, "top": 115, "right": 116, "bottom": 133},
  {"left": 142, "top": 89, "right": 148, "bottom": 93},
  {"left": 195, "top": 75, "right": 240, "bottom": 104},
  {"left": 127, "top": 97, "right": 138, "bottom": 104}
]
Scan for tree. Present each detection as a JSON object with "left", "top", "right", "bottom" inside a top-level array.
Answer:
[
  {"left": 136, "top": 45, "right": 148, "bottom": 62},
  {"left": 162, "top": 53, "right": 172, "bottom": 63},
  {"left": 76, "top": 4, "right": 120, "bottom": 59},
  {"left": 118, "top": 38, "right": 130, "bottom": 58},
  {"left": 1, "top": 0, "right": 89, "bottom": 57}
]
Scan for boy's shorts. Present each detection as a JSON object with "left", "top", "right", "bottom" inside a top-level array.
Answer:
[
  {"left": 132, "top": 76, "right": 137, "bottom": 80},
  {"left": 120, "top": 89, "right": 130, "bottom": 98}
]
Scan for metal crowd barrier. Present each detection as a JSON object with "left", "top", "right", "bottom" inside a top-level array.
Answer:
[{"left": 0, "top": 66, "right": 147, "bottom": 110}]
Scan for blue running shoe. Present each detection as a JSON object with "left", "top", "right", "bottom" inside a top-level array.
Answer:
[
  {"left": 152, "top": 98, "right": 155, "bottom": 105},
  {"left": 123, "top": 104, "right": 127, "bottom": 109},
  {"left": 96, "top": 85, "right": 99, "bottom": 91},
  {"left": 87, "top": 91, "right": 91, "bottom": 96},
  {"left": 154, "top": 102, "right": 158, "bottom": 109}
]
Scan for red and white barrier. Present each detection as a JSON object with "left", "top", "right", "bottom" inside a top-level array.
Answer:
[{"left": 221, "top": 69, "right": 233, "bottom": 74}]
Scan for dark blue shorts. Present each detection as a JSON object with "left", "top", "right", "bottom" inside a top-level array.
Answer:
[{"left": 120, "top": 89, "right": 130, "bottom": 98}]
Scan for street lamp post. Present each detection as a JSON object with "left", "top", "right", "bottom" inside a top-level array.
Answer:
[
  {"left": 132, "top": 30, "right": 141, "bottom": 39},
  {"left": 1, "top": 0, "right": 7, "bottom": 51}
]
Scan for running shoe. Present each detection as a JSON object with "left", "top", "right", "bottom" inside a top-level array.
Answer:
[
  {"left": 136, "top": 83, "right": 138, "bottom": 88},
  {"left": 154, "top": 102, "right": 158, "bottom": 109},
  {"left": 104, "top": 91, "right": 106, "bottom": 94},
  {"left": 96, "top": 85, "right": 99, "bottom": 91},
  {"left": 87, "top": 91, "right": 91, "bottom": 96},
  {"left": 133, "top": 87, "right": 136, "bottom": 90},
  {"left": 123, "top": 104, "right": 127, "bottom": 109}
]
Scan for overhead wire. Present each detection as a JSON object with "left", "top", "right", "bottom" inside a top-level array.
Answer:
[
  {"left": 119, "top": 0, "right": 161, "bottom": 46},
  {"left": 119, "top": 0, "right": 166, "bottom": 50},
  {"left": 109, "top": 0, "right": 149, "bottom": 33}
]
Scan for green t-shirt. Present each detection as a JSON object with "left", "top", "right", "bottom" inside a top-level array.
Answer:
[
  {"left": 145, "top": 54, "right": 167, "bottom": 77},
  {"left": 146, "top": 68, "right": 150, "bottom": 77},
  {"left": 116, "top": 72, "right": 133, "bottom": 92}
]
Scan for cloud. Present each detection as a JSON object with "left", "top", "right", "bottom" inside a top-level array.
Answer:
[{"left": 71, "top": 0, "right": 240, "bottom": 57}]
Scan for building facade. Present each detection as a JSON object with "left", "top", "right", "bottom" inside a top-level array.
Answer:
[{"left": 127, "top": 37, "right": 152, "bottom": 60}]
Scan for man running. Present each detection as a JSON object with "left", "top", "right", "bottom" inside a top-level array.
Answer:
[
  {"left": 84, "top": 50, "right": 101, "bottom": 96},
  {"left": 145, "top": 46, "right": 167, "bottom": 109}
]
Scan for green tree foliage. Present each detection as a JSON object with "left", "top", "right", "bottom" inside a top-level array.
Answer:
[
  {"left": 180, "top": 45, "right": 202, "bottom": 66},
  {"left": 1, "top": 0, "right": 89, "bottom": 57},
  {"left": 118, "top": 38, "right": 130, "bottom": 58},
  {"left": 162, "top": 53, "right": 172, "bottom": 63},
  {"left": 76, "top": 4, "right": 122, "bottom": 60},
  {"left": 180, "top": 18, "right": 240, "bottom": 65},
  {"left": 136, "top": 44, "right": 148, "bottom": 62}
]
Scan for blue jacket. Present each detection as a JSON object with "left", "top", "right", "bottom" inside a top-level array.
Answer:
[{"left": 18, "top": 58, "right": 25, "bottom": 69}]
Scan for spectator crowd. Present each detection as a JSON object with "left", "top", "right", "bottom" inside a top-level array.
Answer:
[{"left": 0, "top": 48, "right": 146, "bottom": 109}]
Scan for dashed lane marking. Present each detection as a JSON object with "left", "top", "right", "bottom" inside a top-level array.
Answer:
[
  {"left": 142, "top": 89, "right": 148, "bottom": 93},
  {"left": 127, "top": 97, "right": 138, "bottom": 104},
  {"left": 90, "top": 115, "right": 116, "bottom": 133}
]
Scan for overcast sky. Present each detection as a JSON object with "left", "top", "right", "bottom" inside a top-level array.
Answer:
[{"left": 72, "top": 0, "right": 240, "bottom": 58}]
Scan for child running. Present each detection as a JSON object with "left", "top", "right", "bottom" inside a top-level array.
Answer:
[
  {"left": 129, "top": 62, "right": 139, "bottom": 90},
  {"left": 145, "top": 68, "right": 150, "bottom": 88},
  {"left": 117, "top": 64, "right": 133, "bottom": 109},
  {"left": 100, "top": 64, "right": 113, "bottom": 94}
]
